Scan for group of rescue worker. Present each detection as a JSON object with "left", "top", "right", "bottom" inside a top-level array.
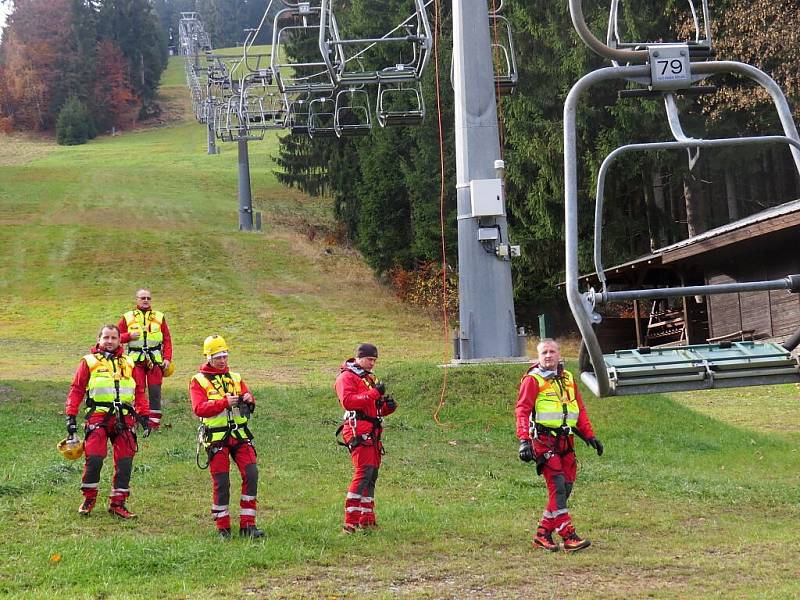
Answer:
[
  {"left": 64, "top": 289, "right": 171, "bottom": 519},
  {"left": 62, "top": 288, "right": 602, "bottom": 551}
]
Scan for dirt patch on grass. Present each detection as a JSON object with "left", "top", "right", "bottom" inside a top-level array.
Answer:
[
  {"left": 245, "top": 559, "right": 703, "bottom": 599},
  {"left": 148, "top": 87, "right": 193, "bottom": 127},
  {"left": 0, "top": 133, "right": 56, "bottom": 166},
  {"left": 0, "top": 386, "right": 21, "bottom": 402}
]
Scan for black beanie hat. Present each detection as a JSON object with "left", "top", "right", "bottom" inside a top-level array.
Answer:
[{"left": 356, "top": 343, "right": 378, "bottom": 358}]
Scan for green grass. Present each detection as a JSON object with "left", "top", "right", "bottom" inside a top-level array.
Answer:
[{"left": 1, "top": 57, "right": 800, "bottom": 598}]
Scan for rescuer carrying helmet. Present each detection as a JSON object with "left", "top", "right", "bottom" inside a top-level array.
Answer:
[{"left": 64, "top": 324, "right": 150, "bottom": 519}]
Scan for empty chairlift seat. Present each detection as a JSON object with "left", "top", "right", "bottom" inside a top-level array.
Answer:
[
  {"left": 288, "top": 98, "right": 310, "bottom": 135},
  {"left": 308, "top": 97, "right": 337, "bottom": 138},
  {"left": 318, "top": 0, "right": 432, "bottom": 86},
  {"left": 562, "top": 0, "right": 800, "bottom": 397},
  {"left": 586, "top": 342, "right": 800, "bottom": 396},
  {"left": 376, "top": 82, "right": 425, "bottom": 127},
  {"left": 271, "top": 4, "right": 337, "bottom": 94},
  {"left": 490, "top": 15, "right": 518, "bottom": 94},
  {"left": 334, "top": 89, "right": 371, "bottom": 137}
]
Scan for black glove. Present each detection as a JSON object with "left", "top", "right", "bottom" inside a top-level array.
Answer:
[
  {"left": 138, "top": 416, "right": 151, "bottom": 438},
  {"left": 375, "top": 396, "right": 384, "bottom": 410},
  {"left": 237, "top": 399, "right": 251, "bottom": 419},
  {"left": 518, "top": 439, "right": 534, "bottom": 463},
  {"left": 66, "top": 415, "right": 78, "bottom": 436},
  {"left": 383, "top": 395, "right": 397, "bottom": 411},
  {"left": 374, "top": 381, "right": 386, "bottom": 395},
  {"left": 587, "top": 437, "right": 604, "bottom": 456}
]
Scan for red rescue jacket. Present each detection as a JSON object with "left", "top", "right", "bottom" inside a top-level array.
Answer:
[{"left": 334, "top": 359, "right": 395, "bottom": 440}]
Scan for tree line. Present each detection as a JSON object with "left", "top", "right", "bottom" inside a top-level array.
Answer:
[
  {"left": 151, "top": 0, "right": 279, "bottom": 50},
  {"left": 275, "top": 0, "right": 800, "bottom": 327},
  {"left": 0, "top": 0, "right": 166, "bottom": 143}
]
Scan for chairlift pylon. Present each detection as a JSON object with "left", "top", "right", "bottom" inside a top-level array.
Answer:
[{"left": 564, "top": 0, "right": 800, "bottom": 397}]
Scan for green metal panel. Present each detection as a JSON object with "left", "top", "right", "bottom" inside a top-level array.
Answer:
[
  {"left": 594, "top": 341, "right": 800, "bottom": 396},
  {"left": 538, "top": 314, "right": 554, "bottom": 339}
]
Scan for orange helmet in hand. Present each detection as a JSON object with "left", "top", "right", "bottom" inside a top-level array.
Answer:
[{"left": 57, "top": 437, "right": 84, "bottom": 460}]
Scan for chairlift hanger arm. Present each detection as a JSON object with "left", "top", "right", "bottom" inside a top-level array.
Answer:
[{"left": 569, "top": 0, "right": 648, "bottom": 63}]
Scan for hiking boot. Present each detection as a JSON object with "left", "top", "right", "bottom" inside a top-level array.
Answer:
[
  {"left": 563, "top": 532, "right": 591, "bottom": 553},
  {"left": 78, "top": 498, "right": 96, "bottom": 516},
  {"left": 108, "top": 504, "right": 137, "bottom": 519},
  {"left": 341, "top": 524, "right": 359, "bottom": 534},
  {"left": 532, "top": 528, "right": 559, "bottom": 552},
  {"left": 218, "top": 528, "right": 232, "bottom": 540},
  {"left": 239, "top": 525, "right": 265, "bottom": 539}
]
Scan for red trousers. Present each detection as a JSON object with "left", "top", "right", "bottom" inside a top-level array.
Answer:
[
  {"left": 344, "top": 440, "right": 381, "bottom": 527},
  {"left": 533, "top": 433, "right": 577, "bottom": 539},
  {"left": 81, "top": 415, "right": 137, "bottom": 506},
  {"left": 208, "top": 438, "right": 258, "bottom": 530},
  {"left": 133, "top": 363, "right": 163, "bottom": 429}
]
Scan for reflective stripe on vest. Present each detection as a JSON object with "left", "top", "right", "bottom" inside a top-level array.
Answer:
[
  {"left": 529, "top": 370, "right": 579, "bottom": 429},
  {"left": 124, "top": 309, "right": 165, "bottom": 363},
  {"left": 84, "top": 353, "right": 136, "bottom": 414},
  {"left": 194, "top": 371, "right": 250, "bottom": 442}
]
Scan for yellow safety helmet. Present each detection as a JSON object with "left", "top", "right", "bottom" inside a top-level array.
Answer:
[
  {"left": 162, "top": 361, "right": 175, "bottom": 377},
  {"left": 57, "top": 437, "right": 84, "bottom": 461},
  {"left": 203, "top": 335, "right": 229, "bottom": 360}
]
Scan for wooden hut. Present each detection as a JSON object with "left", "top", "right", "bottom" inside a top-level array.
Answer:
[{"left": 574, "top": 199, "right": 800, "bottom": 351}]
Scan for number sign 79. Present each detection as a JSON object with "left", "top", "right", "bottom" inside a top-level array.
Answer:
[{"left": 657, "top": 59, "right": 684, "bottom": 76}]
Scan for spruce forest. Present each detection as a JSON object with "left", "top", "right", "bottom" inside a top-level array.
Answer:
[{"left": 2, "top": 0, "right": 799, "bottom": 325}]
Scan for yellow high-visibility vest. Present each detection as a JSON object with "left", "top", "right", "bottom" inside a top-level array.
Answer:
[
  {"left": 124, "top": 309, "right": 165, "bottom": 364},
  {"left": 529, "top": 370, "right": 579, "bottom": 429},
  {"left": 83, "top": 353, "right": 136, "bottom": 414},
  {"left": 194, "top": 372, "right": 251, "bottom": 442}
]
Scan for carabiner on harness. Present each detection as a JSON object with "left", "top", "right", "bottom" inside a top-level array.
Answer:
[{"left": 196, "top": 424, "right": 211, "bottom": 469}]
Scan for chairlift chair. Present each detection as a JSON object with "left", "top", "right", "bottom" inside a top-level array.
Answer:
[
  {"left": 334, "top": 88, "right": 372, "bottom": 137},
  {"left": 288, "top": 97, "right": 311, "bottom": 135},
  {"left": 271, "top": 5, "right": 338, "bottom": 94},
  {"left": 263, "top": 92, "right": 289, "bottom": 128},
  {"left": 242, "top": 93, "right": 267, "bottom": 126},
  {"left": 490, "top": 15, "right": 518, "bottom": 94},
  {"left": 564, "top": 0, "right": 800, "bottom": 397},
  {"left": 308, "top": 96, "right": 337, "bottom": 138},
  {"left": 376, "top": 81, "right": 425, "bottom": 127},
  {"left": 214, "top": 101, "right": 235, "bottom": 142},
  {"left": 318, "top": 0, "right": 432, "bottom": 86}
]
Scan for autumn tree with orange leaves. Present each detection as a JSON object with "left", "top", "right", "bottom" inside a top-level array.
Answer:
[
  {"left": 0, "top": 0, "right": 165, "bottom": 139},
  {"left": 93, "top": 39, "right": 139, "bottom": 130}
]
